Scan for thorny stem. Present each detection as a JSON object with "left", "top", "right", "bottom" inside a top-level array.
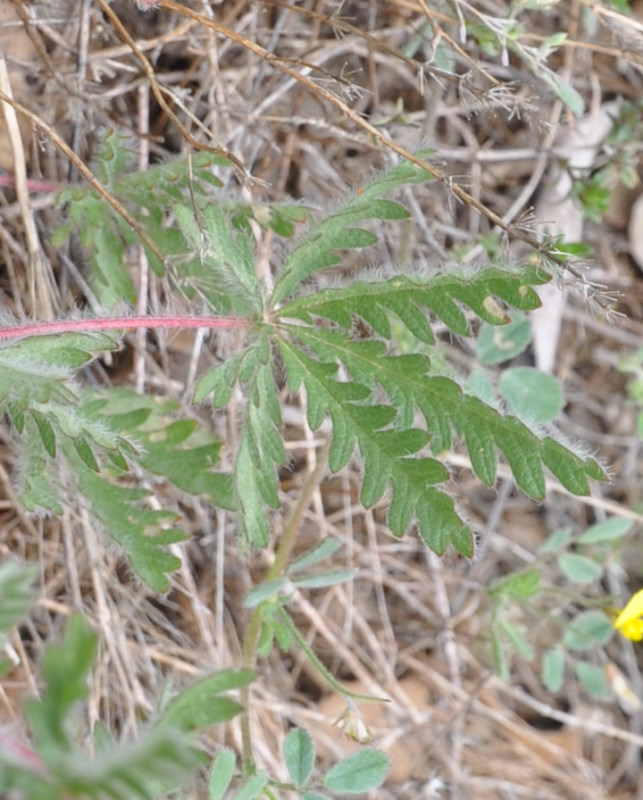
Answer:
[
  {"left": 0, "top": 315, "right": 249, "bottom": 340},
  {"left": 239, "top": 441, "right": 329, "bottom": 776}
]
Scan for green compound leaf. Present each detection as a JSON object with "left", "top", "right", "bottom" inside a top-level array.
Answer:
[
  {"left": 323, "top": 749, "right": 389, "bottom": 794},
  {"left": 280, "top": 323, "right": 601, "bottom": 537},
  {"left": 278, "top": 335, "right": 473, "bottom": 556},
  {"left": 271, "top": 157, "right": 434, "bottom": 306},
  {"left": 206, "top": 334, "right": 285, "bottom": 547},
  {"left": 0, "top": 332, "right": 140, "bottom": 515},
  {"left": 89, "top": 388, "right": 234, "bottom": 510},
  {"left": 56, "top": 130, "right": 232, "bottom": 303},
  {"left": 66, "top": 446, "right": 184, "bottom": 593},
  {"left": 279, "top": 268, "right": 547, "bottom": 344}
]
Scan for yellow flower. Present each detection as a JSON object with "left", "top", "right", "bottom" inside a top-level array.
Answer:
[{"left": 614, "top": 589, "right": 643, "bottom": 642}]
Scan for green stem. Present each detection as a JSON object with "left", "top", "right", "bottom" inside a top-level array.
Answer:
[
  {"left": 275, "top": 606, "right": 388, "bottom": 704},
  {"left": 239, "top": 441, "right": 329, "bottom": 776}
]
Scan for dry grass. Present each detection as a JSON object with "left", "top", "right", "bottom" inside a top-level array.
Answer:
[{"left": 1, "top": 0, "right": 643, "bottom": 798}]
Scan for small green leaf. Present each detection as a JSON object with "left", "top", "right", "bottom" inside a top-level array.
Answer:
[
  {"left": 288, "top": 538, "right": 342, "bottom": 574},
  {"left": 244, "top": 579, "right": 289, "bottom": 608},
  {"left": 284, "top": 728, "right": 315, "bottom": 787},
  {"left": 490, "top": 569, "right": 541, "bottom": 599},
  {"left": 32, "top": 411, "right": 57, "bottom": 457},
  {"left": 541, "top": 438, "right": 593, "bottom": 496},
  {"left": 563, "top": 610, "right": 613, "bottom": 651},
  {"left": 539, "top": 527, "right": 572, "bottom": 554},
  {"left": 477, "top": 311, "right": 531, "bottom": 365},
  {"left": 293, "top": 569, "right": 356, "bottom": 590},
  {"left": 73, "top": 437, "right": 99, "bottom": 472},
  {"left": 160, "top": 669, "right": 254, "bottom": 731},
  {"left": 465, "top": 368, "right": 496, "bottom": 405},
  {"left": 575, "top": 661, "right": 610, "bottom": 700},
  {"left": 323, "top": 749, "right": 389, "bottom": 793},
  {"left": 557, "top": 553, "right": 603, "bottom": 585},
  {"left": 578, "top": 518, "right": 633, "bottom": 544},
  {"left": 542, "top": 648, "right": 565, "bottom": 692},
  {"left": 208, "top": 749, "right": 236, "bottom": 800},
  {"left": 492, "top": 416, "right": 545, "bottom": 499},
  {"left": 554, "top": 77, "right": 585, "bottom": 116},
  {"left": 499, "top": 367, "right": 564, "bottom": 423},
  {"left": 233, "top": 771, "right": 270, "bottom": 800}
]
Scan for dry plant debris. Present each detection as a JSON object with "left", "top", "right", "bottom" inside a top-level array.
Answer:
[{"left": 1, "top": 0, "right": 643, "bottom": 798}]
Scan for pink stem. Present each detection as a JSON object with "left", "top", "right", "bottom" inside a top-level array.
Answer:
[
  {"left": 0, "top": 173, "right": 62, "bottom": 193},
  {"left": 0, "top": 315, "right": 249, "bottom": 340}
]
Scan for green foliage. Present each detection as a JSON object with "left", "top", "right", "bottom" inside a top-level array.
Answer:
[
  {"left": 323, "top": 749, "right": 389, "bottom": 794},
  {"left": 55, "top": 132, "right": 228, "bottom": 305},
  {"left": 476, "top": 310, "right": 532, "bottom": 364},
  {"left": 571, "top": 174, "right": 611, "bottom": 223},
  {"left": 84, "top": 388, "right": 234, "bottom": 510},
  {"left": 575, "top": 661, "right": 611, "bottom": 699},
  {"left": 2, "top": 132, "right": 619, "bottom": 799},
  {"left": 1, "top": 601, "right": 250, "bottom": 800},
  {"left": 490, "top": 514, "right": 637, "bottom": 706},
  {"left": 45, "top": 136, "right": 608, "bottom": 562},
  {"left": 563, "top": 610, "right": 613, "bottom": 651},
  {"left": 541, "top": 647, "right": 565, "bottom": 692},
  {"left": 0, "top": 330, "right": 233, "bottom": 591},
  {"left": 498, "top": 367, "right": 564, "bottom": 423},
  {"left": 284, "top": 728, "right": 315, "bottom": 787},
  {"left": 205, "top": 727, "right": 389, "bottom": 798},
  {"left": 158, "top": 669, "right": 254, "bottom": 731},
  {"left": 0, "top": 560, "right": 36, "bottom": 639}
]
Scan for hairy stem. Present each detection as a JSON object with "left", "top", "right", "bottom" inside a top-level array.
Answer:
[
  {"left": 0, "top": 315, "right": 249, "bottom": 340},
  {"left": 239, "top": 442, "right": 329, "bottom": 776}
]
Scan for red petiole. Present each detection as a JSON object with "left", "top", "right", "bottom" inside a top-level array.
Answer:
[{"left": 0, "top": 315, "right": 249, "bottom": 340}]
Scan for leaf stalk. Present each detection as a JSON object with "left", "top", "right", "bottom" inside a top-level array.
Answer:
[{"left": 0, "top": 315, "right": 249, "bottom": 340}]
